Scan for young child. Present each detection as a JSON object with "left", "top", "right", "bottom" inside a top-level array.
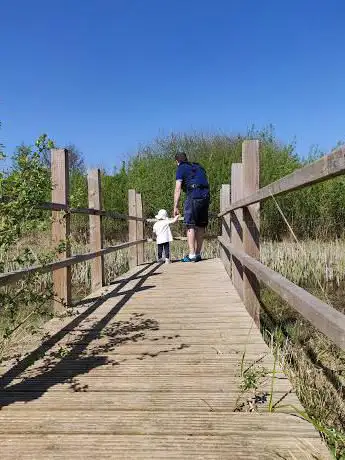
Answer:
[{"left": 152, "top": 209, "right": 179, "bottom": 263}]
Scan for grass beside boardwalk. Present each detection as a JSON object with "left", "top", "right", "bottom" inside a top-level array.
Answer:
[{"left": 260, "top": 240, "right": 345, "bottom": 458}]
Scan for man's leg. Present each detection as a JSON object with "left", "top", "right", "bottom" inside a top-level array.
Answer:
[
  {"left": 193, "top": 196, "right": 209, "bottom": 261},
  {"left": 187, "top": 227, "right": 196, "bottom": 258},
  {"left": 182, "top": 196, "right": 196, "bottom": 261},
  {"left": 195, "top": 226, "right": 205, "bottom": 255}
]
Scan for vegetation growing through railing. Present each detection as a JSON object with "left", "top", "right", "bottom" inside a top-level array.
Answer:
[
  {"left": 0, "top": 135, "right": 59, "bottom": 359},
  {"left": 258, "top": 240, "right": 345, "bottom": 459}
]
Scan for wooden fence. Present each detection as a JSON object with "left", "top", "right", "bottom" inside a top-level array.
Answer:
[
  {"left": 4, "top": 142, "right": 345, "bottom": 352},
  {"left": 0, "top": 149, "right": 146, "bottom": 312},
  {"left": 219, "top": 141, "right": 345, "bottom": 351}
]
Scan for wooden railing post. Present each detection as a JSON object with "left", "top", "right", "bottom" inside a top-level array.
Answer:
[
  {"left": 51, "top": 148, "right": 71, "bottom": 312},
  {"left": 220, "top": 184, "right": 231, "bottom": 276},
  {"left": 242, "top": 140, "right": 260, "bottom": 325},
  {"left": 128, "top": 189, "right": 138, "bottom": 269},
  {"left": 231, "top": 163, "right": 244, "bottom": 299},
  {"left": 88, "top": 168, "right": 104, "bottom": 291},
  {"left": 136, "top": 192, "right": 144, "bottom": 265}
]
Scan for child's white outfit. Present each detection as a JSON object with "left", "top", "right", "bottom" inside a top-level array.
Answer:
[{"left": 153, "top": 209, "right": 176, "bottom": 263}]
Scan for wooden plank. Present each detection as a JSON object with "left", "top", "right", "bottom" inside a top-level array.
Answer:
[
  {"left": 242, "top": 141, "right": 260, "bottom": 325},
  {"left": 230, "top": 163, "right": 244, "bottom": 299},
  {"left": 88, "top": 169, "right": 104, "bottom": 291},
  {"left": 0, "top": 411, "right": 319, "bottom": 435},
  {"left": 220, "top": 184, "right": 230, "bottom": 275},
  {"left": 219, "top": 144, "right": 345, "bottom": 215},
  {"left": 0, "top": 391, "right": 298, "bottom": 412},
  {"left": 51, "top": 148, "right": 71, "bottom": 312},
  {"left": 219, "top": 237, "right": 345, "bottom": 351},
  {"left": 136, "top": 192, "right": 145, "bottom": 265},
  {"left": 0, "top": 240, "right": 146, "bottom": 287},
  {"left": 0, "top": 434, "right": 330, "bottom": 460},
  {"left": 7, "top": 376, "right": 292, "bottom": 393},
  {"left": 128, "top": 189, "right": 138, "bottom": 269}
]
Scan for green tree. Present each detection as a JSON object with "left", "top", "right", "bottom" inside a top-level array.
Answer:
[
  {"left": 37, "top": 134, "right": 85, "bottom": 173},
  {"left": 0, "top": 136, "right": 55, "bottom": 355}
]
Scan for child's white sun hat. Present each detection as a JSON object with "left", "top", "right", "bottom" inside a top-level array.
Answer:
[{"left": 155, "top": 209, "right": 168, "bottom": 220}]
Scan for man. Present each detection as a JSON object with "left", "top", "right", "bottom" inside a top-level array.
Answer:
[{"left": 174, "top": 152, "right": 210, "bottom": 262}]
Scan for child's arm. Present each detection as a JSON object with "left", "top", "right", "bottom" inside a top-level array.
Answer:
[{"left": 169, "top": 215, "right": 179, "bottom": 224}]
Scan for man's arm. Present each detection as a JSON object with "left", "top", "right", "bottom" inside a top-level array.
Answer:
[{"left": 174, "top": 180, "right": 182, "bottom": 216}]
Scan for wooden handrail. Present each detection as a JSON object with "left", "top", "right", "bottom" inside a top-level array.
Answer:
[
  {"left": 219, "top": 145, "right": 345, "bottom": 217},
  {"left": 218, "top": 236, "right": 345, "bottom": 351},
  {"left": 39, "top": 202, "right": 145, "bottom": 221},
  {"left": 0, "top": 239, "right": 147, "bottom": 287}
]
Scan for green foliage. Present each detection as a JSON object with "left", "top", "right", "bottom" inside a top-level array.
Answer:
[
  {"left": 101, "top": 163, "right": 128, "bottom": 239},
  {"left": 0, "top": 137, "right": 55, "bottom": 356},
  {"left": 79, "top": 128, "right": 344, "bottom": 241},
  {"left": 291, "top": 406, "right": 345, "bottom": 459},
  {"left": 127, "top": 132, "right": 242, "bottom": 217},
  {"left": 35, "top": 133, "right": 56, "bottom": 169},
  {"left": 37, "top": 135, "right": 86, "bottom": 173},
  {"left": 240, "top": 365, "right": 269, "bottom": 392},
  {"left": 0, "top": 144, "right": 51, "bottom": 249}
]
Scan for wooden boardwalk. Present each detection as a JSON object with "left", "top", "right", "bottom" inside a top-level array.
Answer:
[{"left": 0, "top": 259, "right": 330, "bottom": 459}]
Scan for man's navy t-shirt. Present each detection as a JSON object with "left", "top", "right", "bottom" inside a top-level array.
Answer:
[{"left": 176, "top": 162, "right": 209, "bottom": 199}]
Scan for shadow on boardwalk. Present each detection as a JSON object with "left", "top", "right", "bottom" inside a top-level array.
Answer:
[{"left": 0, "top": 262, "right": 185, "bottom": 409}]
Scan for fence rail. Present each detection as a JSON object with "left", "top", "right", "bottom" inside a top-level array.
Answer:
[
  {"left": 1, "top": 149, "right": 146, "bottom": 312},
  {"left": 219, "top": 145, "right": 345, "bottom": 216},
  {"left": 0, "top": 240, "right": 146, "bottom": 288},
  {"left": 219, "top": 140, "right": 345, "bottom": 351},
  {"left": 39, "top": 202, "right": 145, "bottom": 221},
  {"left": 219, "top": 237, "right": 345, "bottom": 351}
]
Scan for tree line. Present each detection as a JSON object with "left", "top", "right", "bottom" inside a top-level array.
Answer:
[{"left": 2, "top": 127, "right": 345, "bottom": 242}]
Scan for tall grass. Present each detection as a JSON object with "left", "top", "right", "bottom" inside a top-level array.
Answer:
[
  {"left": 259, "top": 240, "right": 345, "bottom": 458},
  {"left": 262, "top": 239, "right": 345, "bottom": 292}
]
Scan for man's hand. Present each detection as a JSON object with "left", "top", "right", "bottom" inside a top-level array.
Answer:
[{"left": 174, "top": 207, "right": 180, "bottom": 217}]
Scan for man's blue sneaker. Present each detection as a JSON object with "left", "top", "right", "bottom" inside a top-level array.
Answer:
[
  {"left": 195, "top": 254, "right": 202, "bottom": 262},
  {"left": 181, "top": 255, "right": 196, "bottom": 262}
]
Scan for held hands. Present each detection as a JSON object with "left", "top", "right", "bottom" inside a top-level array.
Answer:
[{"left": 174, "top": 207, "right": 180, "bottom": 217}]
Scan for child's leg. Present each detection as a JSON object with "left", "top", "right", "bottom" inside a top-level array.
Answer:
[
  {"left": 157, "top": 243, "right": 163, "bottom": 260},
  {"left": 164, "top": 242, "right": 170, "bottom": 260}
]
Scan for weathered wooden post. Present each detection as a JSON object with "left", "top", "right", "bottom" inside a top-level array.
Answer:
[
  {"left": 88, "top": 168, "right": 104, "bottom": 291},
  {"left": 231, "top": 163, "right": 244, "bottom": 299},
  {"left": 220, "top": 184, "right": 231, "bottom": 276},
  {"left": 128, "top": 189, "right": 138, "bottom": 269},
  {"left": 51, "top": 148, "right": 71, "bottom": 311},
  {"left": 136, "top": 192, "right": 144, "bottom": 265},
  {"left": 242, "top": 140, "right": 260, "bottom": 325}
]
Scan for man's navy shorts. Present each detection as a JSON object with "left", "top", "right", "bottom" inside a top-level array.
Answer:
[{"left": 184, "top": 195, "right": 210, "bottom": 228}]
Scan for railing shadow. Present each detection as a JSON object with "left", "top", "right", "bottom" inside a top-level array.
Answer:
[{"left": 0, "top": 262, "right": 186, "bottom": 409}]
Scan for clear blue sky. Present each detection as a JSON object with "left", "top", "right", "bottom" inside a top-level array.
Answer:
[{"left": 1, "top": 0, "right": 344, "bottom": 171}]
